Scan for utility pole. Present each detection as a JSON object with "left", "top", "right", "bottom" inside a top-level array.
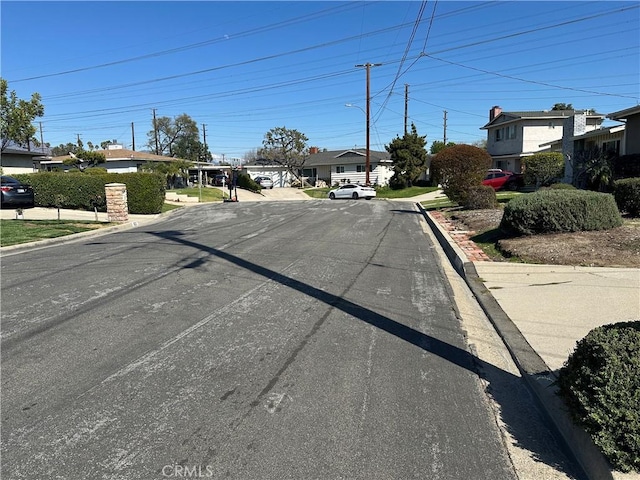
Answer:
[
  {"left": 443, "top": 110, "right": 448, "bottom": 145},
  {"left": 39, "top": 122, "right": 45, "bottom": 153},
  {"left": 152, "top": 108, "right": 159, "bottom": 155},
  {"left": 404, "top": 84, "right": 409, "bottom": 135},
  {"left": 356, "top": 62, "right": 382, "bottom": 185},
  {"left": 131, "top": 122, "right": 135, "bottom": 151},
  {"left": 202, "top": 123, "right": 208, "bottom": 161}
]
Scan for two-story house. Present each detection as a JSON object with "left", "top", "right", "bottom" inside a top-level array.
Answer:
[
  {"left": 481, "top": 106, "right": 605, "bottom": 173},
  {"left": 608, "top": 105, "right": 640, "bottom": 156}
]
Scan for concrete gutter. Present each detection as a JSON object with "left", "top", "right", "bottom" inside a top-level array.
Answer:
[{"left": 418, "top": 203, "right": 616, "bottom": 480}]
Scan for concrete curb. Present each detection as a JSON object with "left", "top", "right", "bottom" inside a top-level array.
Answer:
[{"left": 418, "top": 203, "right": 615, "bottom": 480}]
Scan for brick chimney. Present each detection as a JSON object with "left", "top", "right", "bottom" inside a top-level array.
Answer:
[
  {"left": 309, "top": 146, "right": 319, "bottom": 154},
  {"left": 489, "top": 106, "right": 502, "bottom": 121}
]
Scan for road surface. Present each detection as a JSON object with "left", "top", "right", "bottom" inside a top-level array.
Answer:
[{"left": 1, "top": 200, "right": 578, "bottom": 479}]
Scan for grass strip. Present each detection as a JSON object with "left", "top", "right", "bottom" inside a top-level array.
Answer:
[{"left": 0, "top": 219, "right": 111, "bottom": 247}]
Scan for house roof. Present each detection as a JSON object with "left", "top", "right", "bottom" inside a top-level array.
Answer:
[
  {"left": 539, "top": 124, "right": 626, "bottom": 149},
  {"left": 243, "top": 149, "right": 391, "bottom": 168},
  {"left": 1, "top": 141, "right": 51, "bottom": 157},
  {"left": 481, "top": 110, "right": 605, "bottom": 129},
  {"left": 608, "top": 105, "right": 640, "bottom": 121},
  {"left": 47, "top": 148, "right": 205, "bottom": 164},
  {"left": 306, "top": 149, "right": 391, "bottom": 166}
]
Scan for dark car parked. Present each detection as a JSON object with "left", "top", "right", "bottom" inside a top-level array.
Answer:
[
  {"left": 1, "top": 176, "right": 35, "bottom": 209},
  {"left": 213, "top": 174, "right": 229, "bottom": 186}
]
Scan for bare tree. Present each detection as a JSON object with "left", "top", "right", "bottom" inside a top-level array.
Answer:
[{"left": 258, "top": 127, "right": 309, "bottom": 185}]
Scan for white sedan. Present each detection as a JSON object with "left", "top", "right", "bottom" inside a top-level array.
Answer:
[{"left": 328, "top": 184, "right": 376, "bottom": 200}]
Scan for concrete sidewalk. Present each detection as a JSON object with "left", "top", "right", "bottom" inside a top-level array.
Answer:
[
  {"left": 474, "top": 262, "right": 639, "bottom": 372},
  {"left": 0, "top": 206, "right": 162, "bottom": 224}
]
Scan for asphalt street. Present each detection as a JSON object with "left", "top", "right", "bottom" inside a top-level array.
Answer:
[{"left": 1, "top": 200, "right": 581, "bottom": 479}]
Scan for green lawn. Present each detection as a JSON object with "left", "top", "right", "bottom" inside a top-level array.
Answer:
[
  {"left": 161, "top": 203, "right": 183, "bottom": 213},
  {"left": 0, "top": 219, "right": 113, "bottom": 247},
  {"left": 167, "top": 187, "right": 228, "bottom": 202}
]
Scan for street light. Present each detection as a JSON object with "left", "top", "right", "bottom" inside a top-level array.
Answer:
[{"left": 345, "top": 103, "right": 368, "bottom": 184}]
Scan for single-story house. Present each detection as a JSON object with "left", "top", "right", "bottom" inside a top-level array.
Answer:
[
  {"left": 243, "top": 148, "right": 393, "bottom": 187},
  {"left": 242, "top": 160, "right": 296, "bottom": 188},
  {"left": 42, "top": 143, "right": 211, "bottom": 173},
  {"left": 1, "top": 143, "right": 51, "bottom": 174}
]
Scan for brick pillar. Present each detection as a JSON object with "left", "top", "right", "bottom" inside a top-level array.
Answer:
[{"left": 105, "top": 183, "right": 129, "bottom": 223}]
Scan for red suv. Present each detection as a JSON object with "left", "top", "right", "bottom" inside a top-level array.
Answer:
[{"left": 482, "top": 170, "right": 523, "bottom": 191}]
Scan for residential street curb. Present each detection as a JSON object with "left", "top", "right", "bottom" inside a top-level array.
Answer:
[{"left": 418, "top": 203, "right": 615, "bottom": 480}]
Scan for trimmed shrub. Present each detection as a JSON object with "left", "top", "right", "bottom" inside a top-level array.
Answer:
[
  {"left": 500, "top": 189, "right": 622, "bottom": 235},
  {"left": 461, "top": 184, "right": 497, "bottom": 210},
  {"left": 613, "top": 177, "right": 640, "bottom": 216},
  {"left": 430, "top": 144, "right": 492, "bottom": 203},
  {"left": 522, "top": 152, "right": 564, "bottom": 187},
  {"left": 389, "top": 174, "right": 408, "bottom": 190},
  {"left": 13, "top": 172, "right": 165, "bottom": 214},
  {"left": 556, "top": 321, "right": 640, "bottom": 473},
  {"left": 545, "top": 183, "right": 576, "bottom": 190},
  {"left": 112, "top": 172, "right": 166, "bottom": 214},
  {"left": 235, "top": 172, "right": 261, "bottom": 192}
]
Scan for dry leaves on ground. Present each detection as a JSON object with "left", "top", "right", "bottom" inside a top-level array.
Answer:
[{"left": 449, "top": 209, "right": 640, "bottom": 268}]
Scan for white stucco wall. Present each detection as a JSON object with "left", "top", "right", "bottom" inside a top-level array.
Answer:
[{"left": 522, "top": 121, "right": 564, "bottom": 154}]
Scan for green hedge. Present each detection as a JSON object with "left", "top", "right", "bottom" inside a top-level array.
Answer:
[
  {"left": 13, "top": 172, "right": 166, "bottom": 214},
  {"left": 500, "top": 189, "right": 622, "bottom": 235},
  {"left": 613, "top": 177, "right": 640, "bottom": 216},
  {"left": 236, "top": 172, "right": 261, "bottom": 192},
  {"left": 556, "top": 321, "right": 640, "bottom": 473},
  {"left": 544, "top": 183, "right": 576, "bottom": 190}
]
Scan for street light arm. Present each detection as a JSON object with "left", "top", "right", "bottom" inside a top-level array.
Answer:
[{"left": 345, "top": 103, "right": 366, "bottom": 115}]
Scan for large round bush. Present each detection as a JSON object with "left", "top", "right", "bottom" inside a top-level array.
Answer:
[
  {"left": 500, "top": 189, "right": 622, "bottom": 235},
  {"left": 430, "top": 144, "right": 492, "bottom": 203},
  {"left": 557, "top": 321, "right": 640, "bottom": 472}
]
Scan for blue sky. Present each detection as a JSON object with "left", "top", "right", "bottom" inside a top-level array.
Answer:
[{"left": 2, "top": 1, "right": 639, "bottom": 161}]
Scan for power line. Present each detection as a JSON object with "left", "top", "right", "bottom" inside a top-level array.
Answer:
[{"left": 424, "top": 54, "right": 638, "bottom": 100}]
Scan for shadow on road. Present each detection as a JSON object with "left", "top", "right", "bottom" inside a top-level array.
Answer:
[{"left": 149, "top": 229, "right": 585, "bottom": 479}]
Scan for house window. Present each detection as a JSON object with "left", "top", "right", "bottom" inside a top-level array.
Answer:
[
  {"left": 507, "top": 125, "right": 516, "bottom": 139},
  {"left": 336, "top": 165, "right": 345, "bottom": 173},
  {"left": 602, "top": 140, "right": 620, "bottom": 155},
  {"left": 495, "top": 128, "right": 502, "bottom": 142}
]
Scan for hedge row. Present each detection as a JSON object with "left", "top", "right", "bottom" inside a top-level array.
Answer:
[
  {"left": 557, "top": 322, "right": 640, "bottom": 473},
  {"left": 14, "top": 172, "right": 166, "bottom": 214},
  {"left": 500, "top": 189, "right": 622, "bottom": 235}
]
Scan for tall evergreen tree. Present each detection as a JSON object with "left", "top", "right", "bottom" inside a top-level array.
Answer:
[{"left": 386, "top": 124, "right": 427, "bottom": 189}]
